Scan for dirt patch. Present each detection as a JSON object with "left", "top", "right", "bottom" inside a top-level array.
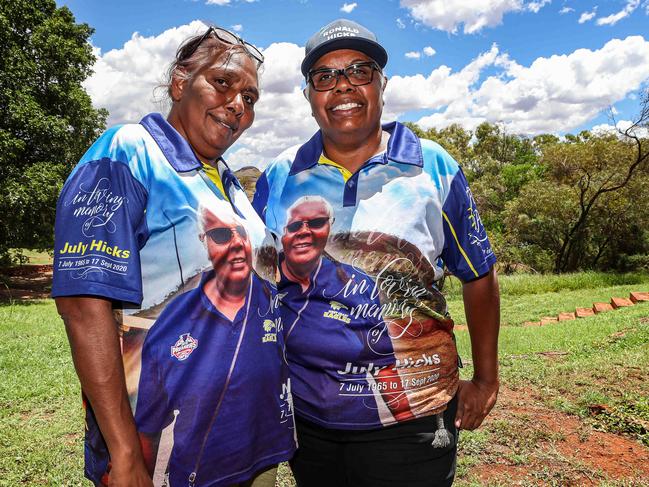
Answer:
[
  {"left": 0, "top": 265, "right": 52, "bottom": 301},
  {"left": 462, "top": 386, "right": 649, "bottom": 485}
]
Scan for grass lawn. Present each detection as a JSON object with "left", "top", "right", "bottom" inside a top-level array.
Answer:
[
  {"left": 0, "top": 301, "right": 84, "bottom": 486},
  {"left": 446, "top": 271, "right": 649, "bottom": 325},
  {"left": 1, "top": 272, "right": 648, "bottom": 485},
  {"left": 4, "top": 249, "right": 53, "bottom": 266}
]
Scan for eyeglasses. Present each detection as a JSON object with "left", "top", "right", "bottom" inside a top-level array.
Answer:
[
  {"left": 184, "top": 26, "right": 264, "bottom": 65},
  {"left": 205, "top": 225, "right": 248, "bottom": 244},
  {"left": 285, "top": 217, "right": 330, "bottom": 233},
  {"left": 307, "top": 62, "right": 380, "bottom": 92}
]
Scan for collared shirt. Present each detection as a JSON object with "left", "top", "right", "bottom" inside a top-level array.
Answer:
[
  {"left": 254, "top": 121, "right": 496, "bottom": 429},
  {"left": 52, "top": 113, "right": 295, "bottom": 485}
]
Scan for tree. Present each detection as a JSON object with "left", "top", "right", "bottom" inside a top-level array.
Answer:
[
  {"left": 0, "top": 0, "right": 107, "bottom": 265},
  {"left": 544, "top": 92, "right": 649, "bottom": 272}
]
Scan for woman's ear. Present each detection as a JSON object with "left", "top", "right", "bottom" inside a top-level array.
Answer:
[{"left": 170, "top": 69, "right": 188, "bottom": 102}]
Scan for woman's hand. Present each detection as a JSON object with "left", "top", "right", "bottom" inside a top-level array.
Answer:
[{"left": 454, "top": 378, "right": 499, "bottom": 430}]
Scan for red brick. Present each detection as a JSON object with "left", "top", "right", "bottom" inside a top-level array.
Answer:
[
  {"left": 540, "top": 316, "right": 558, "bottom": 326},
  {"left": 630, "top": 292, "right": 649, "bottom": 303},
  {"left": 593, "top": 302, "right": 613, "bottom": 313},
  {"left": 523, "top": 321, "right": 541, "bottom": 327},
  {"left": 611, "top": 297, "right": 634, "bottom": 309},
  {"left": 575, "top": 307, "right": 595, "bottom": 318},
  {"left": 558, "top": 312, "right": 576, "bottom": 321}
]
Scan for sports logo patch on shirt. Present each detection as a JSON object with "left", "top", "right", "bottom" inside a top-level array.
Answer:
[
  {"left": 171, "top": 333, "right": 198, "bottom": 361},
  {"left": 262, "top": 318, "right": 279, "bottom": 343},
  {"left": 323, "top": 300, "right": 351, "bottom": 324}
]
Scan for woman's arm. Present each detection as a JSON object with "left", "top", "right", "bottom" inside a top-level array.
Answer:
[
  {"left": 56, "top": 296, "right": 153, "bottom": 487},
  {"left": 454, "top": 267, "right": 500, "bottom": 430}
]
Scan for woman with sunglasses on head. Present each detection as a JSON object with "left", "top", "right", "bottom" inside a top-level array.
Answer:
[
  {"left": 53, "top": 25, "right": 295, "bottom": 487},
  {"left": 254, "top": 19, "right": 500, "bottom": 487}
]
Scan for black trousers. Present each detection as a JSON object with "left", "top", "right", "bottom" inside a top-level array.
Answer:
[{"left": 290, "top": 397, "right": 458, "bottom": 487}]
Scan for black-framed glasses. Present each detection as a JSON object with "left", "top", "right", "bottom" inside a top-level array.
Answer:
[
  {"left": 184, "top": 26, "right": 264, "bottom": 65},
  {"left": 308, "top": 62, "right": 380, "bottom": 92},
  {"left": 285, "top": 217, "right": 330, "bottom": 233},
  {"left": 205, "top": 225, "right": 248, "bottom": 244}
]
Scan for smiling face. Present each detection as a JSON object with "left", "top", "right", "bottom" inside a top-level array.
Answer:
[
  {"left": 307, "top": 49, "right": 386, "bottom": 145},
  {"left": 282, "top": 200, "right": 331, "bottom": 277},
  {"left": 202, "top": 209, "right": 252, "bottom": 289},
  {"left": 168, "top": 49, "right": 259, "bottom": 163}
]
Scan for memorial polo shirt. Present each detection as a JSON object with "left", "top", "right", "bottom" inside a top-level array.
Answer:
[
  {"left": 52, "top": 113, "right": 295, "bottom": 485},
  {"left": 254, "top": 121, "right": 496, "bottom": 429}
]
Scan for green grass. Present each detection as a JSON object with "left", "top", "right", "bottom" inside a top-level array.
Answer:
[
  {"left": 3, "top": 249, "right": 53, "bottom": 266},
  {"left": 2, "top": 280, "right": 649, "bottom": 485},
  {"left": 444, "top": 271, "right": 649, "bottom": 299},
  {"left": 446, "top": 271, "right": 649, "bottom": 325},
  {"left": 455, "top": 304, "right": 649, "bottom": 446},
  {"left": 0, "top": 301, "right": 84, "bottom": 486}
]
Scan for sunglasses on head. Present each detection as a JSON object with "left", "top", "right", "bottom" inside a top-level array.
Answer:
[
  {"left": 205, "top": 225, "right": 248, "bottom": 244},
  {"left": 285, "top": 217, "right": 330, "bottom": 233},
  {"left": 184, "top": 25, "right": 264, "bottom": 65}
]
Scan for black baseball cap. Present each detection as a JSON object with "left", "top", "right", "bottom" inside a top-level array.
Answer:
[{"left": 301, "top": 19, "right": 388, "bottom": 78}]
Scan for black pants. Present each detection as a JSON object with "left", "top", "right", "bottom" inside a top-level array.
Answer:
[{"left": 290, "top": 397, "right": 458, "bottom": 487}]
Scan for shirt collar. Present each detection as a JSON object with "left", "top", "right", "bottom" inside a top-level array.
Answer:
[
  {"left": 140, "top": 113, "right": 202, "bottom": 172},
  {"left": 140, "top": 113, "right": 243, "bottom": 193},
  {"left": 289, "top": 121, "right": 423, "bottom": 176}
]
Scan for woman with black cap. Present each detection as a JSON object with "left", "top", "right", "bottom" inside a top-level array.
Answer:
[{"left": 254, "top": 19, "right": 500, "bottom": 487}]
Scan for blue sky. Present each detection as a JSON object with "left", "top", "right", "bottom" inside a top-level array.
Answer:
[{"left": 58, "top": 0, "right": 649, "bottom": 168}]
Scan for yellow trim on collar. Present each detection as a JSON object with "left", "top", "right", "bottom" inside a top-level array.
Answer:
[
  {"left": 201, "top": 162, "right": 229, "bottom": 201},
  {"left": 318, "top": 153, "right": 353, "bottom": 182}
]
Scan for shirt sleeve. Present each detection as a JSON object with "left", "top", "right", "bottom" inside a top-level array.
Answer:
[
  {"left": 440, "top": 168, "right": 496, "bottom": 282},
  {"left": 52, "top": 153, "right": 149, "bottom": 304}
]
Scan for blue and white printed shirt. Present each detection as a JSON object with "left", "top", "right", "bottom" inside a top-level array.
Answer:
[
  {"left": 52, "top": 113, "right": 295, "bottom": 486},
  {"left": 254, "top": 121, "right": 496, "bottom": 429}
]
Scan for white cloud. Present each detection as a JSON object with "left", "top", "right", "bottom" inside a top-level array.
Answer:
[
  {"left": 592, "top": 120, "right": 649, "bottom": 138},
  {"left": 384, "top": 36, "right": 649, "bottom": 135},
  {"left": 527, "top": 0, "right": 551, "bottom": 13},
  {"left": 399, "top": 0, "right": 548, "bottom": 34},
  {"left": 231, "top": 24, "right": 243, "bottom": 32},
  {"left": 578, "top": 8, "right": 597, "bottom": 23},
  {"left": 559, "top": 6, "right": 574, "bottom": 14},
  {"left": 405, "top": 51, "right": 422, "bottom": 59},
  {"left": 396, "top": 17, "right": 406, "bottom": 29},
  {"left": 340, "top": 2, "right": 358, "bottom": 13},
  {"left": 206, "top": 0, "right": 231, "bottom": 5},
  {"left": 596, "top": 0, "right": 639, "bottom": 25},
  {"left": 85, "top": 21, "right": 207, "bottom": 125},
  {"left": 227, "top": 41, "right": 319, "bottom": 169},
  {"left": 85, "top": 21, "right": 649, "bottom": 170},
  {"left": 423, "top": 46, "right": 436, "bottom": 56}
]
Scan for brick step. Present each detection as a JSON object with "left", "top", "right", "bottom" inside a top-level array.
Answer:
[
  {"left": 630, "top": 291, "right": 649, "bottom": 303},
  {"left": 611, "top": 297, "right": 634, "bottom": 309},
  {"left": 525, "top": 290, "right": 648, "bottom": 328}
]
